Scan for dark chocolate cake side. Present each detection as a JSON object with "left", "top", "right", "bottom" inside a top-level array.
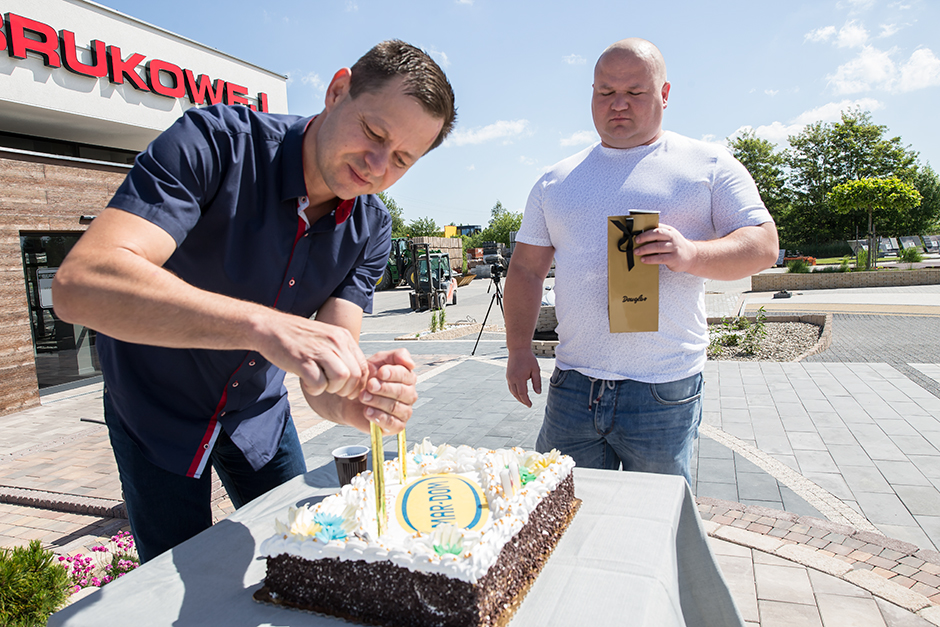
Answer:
[{"left": 255, "top": 473, "right": 577, "bottom": 627}]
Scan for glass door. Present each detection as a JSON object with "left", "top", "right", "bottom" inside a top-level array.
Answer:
[{"left": 20, "top": 233, "right": 101, "bottom": 390}]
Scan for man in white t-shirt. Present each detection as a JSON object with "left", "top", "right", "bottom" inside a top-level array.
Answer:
[{"left": 504, "top": 38, "right": 778, "bottom": 482}]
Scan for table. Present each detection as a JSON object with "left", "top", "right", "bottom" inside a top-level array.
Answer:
[{"left": 49, "top": 466, "right": 743, "bottom": 627}]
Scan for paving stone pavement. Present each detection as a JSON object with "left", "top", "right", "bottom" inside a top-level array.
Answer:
[{"left": 3, "top": 276, "right": 940, "bottom": 625}]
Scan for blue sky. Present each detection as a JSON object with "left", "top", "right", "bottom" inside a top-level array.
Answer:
[{"left": 100, "top": 0, "right": 940, "bottom": 229}]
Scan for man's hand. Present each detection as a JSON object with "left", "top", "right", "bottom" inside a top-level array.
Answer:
[
  {"left": 507, "top": 350, "right": 542, "bottom": 408},
  {"left": 302, "top": 348, "right": 418, "bottom": 435},
  {"left": 257, "top": 313, "right": 370, "bottom": 400},
  {"left": 358, "top": 349, "right": 418, "bottom": 433},
  {"left": 633, "top": 224, "right": 698, "bottom": 273}
]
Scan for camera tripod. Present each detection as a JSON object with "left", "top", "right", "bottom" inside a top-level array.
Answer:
[{"left": 471, "top": 267, "right": 504, "bottom": 356}]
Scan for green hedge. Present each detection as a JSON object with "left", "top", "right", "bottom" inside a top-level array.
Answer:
[{"left": 781, "top": 241, "right": 853, "bottom": 259}]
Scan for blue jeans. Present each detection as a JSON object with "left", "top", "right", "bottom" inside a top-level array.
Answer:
[
  {"left": 537, "top": 368, "right": 702, "bottom": 483},
  {"left": 104, "top": 392, "right": 307, "bottom": 563}
]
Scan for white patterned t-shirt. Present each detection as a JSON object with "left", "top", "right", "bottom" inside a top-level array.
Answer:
[{"left": 517, "top": 131, "right": 773, "bottom": 383}]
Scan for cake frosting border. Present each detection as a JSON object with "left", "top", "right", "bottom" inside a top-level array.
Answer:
[{"left": 259, "top": 443, "right": 576, "bottom": 584}]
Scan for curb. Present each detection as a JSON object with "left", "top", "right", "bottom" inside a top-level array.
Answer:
[{"left": 0, "top": 485, "right": 126, "bottom": 519}]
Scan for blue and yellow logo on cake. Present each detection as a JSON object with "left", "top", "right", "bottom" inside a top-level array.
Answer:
[{"left": 396, "top": 474, "right": 489, "bottom": 533}]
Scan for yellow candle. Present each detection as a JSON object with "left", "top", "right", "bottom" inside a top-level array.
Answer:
[
  {"left": 370, "top": 422, "right": 387, "bottom": 536},
  {"left": 397, "top": 429, "right": 407, "bottom": 485}
]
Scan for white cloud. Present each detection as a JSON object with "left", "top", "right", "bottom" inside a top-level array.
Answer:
[
  {"left": 345, "top": 0, "right": 358, "bottom": 11},
  {"left": 828, "top": 45, "right": 896, "bottom": 93},
  {"left": 764, "top": 89, "right": 780, "bottom": 96},
  {"left": 732, "top": 122, "right": 798, "bottom": 146},
  {"left": 455, "top": 0, "right": 473, "bottom": 4},
  {"left": 444, "top": 120, "right": 530, "bottom": 147},
  {"left": 427, "top": 47, "right": 450, "bottom": 68},
  {"left": 828, "top": 45, "right": 940, "bottom": 94},
  {"left": 792, "top": 98, "right": 884, "bottom": 125},
  {"left": 301, "top": 72, "right": 326, "bottom": 91},
  {"left": 732, "top": 97, "right": 886, "bottom": 146},
  {"left": 467, "top": 164, "right": 475, "bottom": 171},
  {"left": 805, "top": 21, "right": 868, "bottom": 48},
  {"left": 805, "top": 26, "right": 836, "bottom": 43},
  {"left": 898, "top": 47, "right": 940, "bottom": 91},
  {"left": 836, "top": 20, "right": 869, "bottom": 48},
  {"left": 878, "top": 23, "right": 901, "bottom": 38},
  {"left": 559, "top": 130, "right": 596, "bottom": 147},
  {"left": 519, "top": 156, "right": 537, "bottom": 166},
  {"left": 563, "top": 54, "right": 586, "bottom": 65}
]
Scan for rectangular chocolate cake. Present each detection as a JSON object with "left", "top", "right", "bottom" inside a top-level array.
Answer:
[{"left": 256, "top": 442, "right": 578, "bottom": 627}]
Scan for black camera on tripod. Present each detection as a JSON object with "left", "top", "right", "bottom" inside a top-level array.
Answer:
[{"left": 472, "top": 257, "right": 506, "bottom": 356}]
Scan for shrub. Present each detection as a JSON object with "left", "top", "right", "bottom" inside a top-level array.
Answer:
[
  {"left": 855, "top": 249, "right": 868, "bottom": 270},
  {"left": 814, "top": 261, "right": 850, "bottom": 273},
  {"left": 707, "top": 307, "right": 768, "bottom": 357},
  {"left": 0, "top": 540, "right": 71, "bottom": 627},
  {"left": 787, "top": 258, "right": 811, "bottom": 273},
  {"left": 899, "top": 246, "right": 923, "bottom": 264}
]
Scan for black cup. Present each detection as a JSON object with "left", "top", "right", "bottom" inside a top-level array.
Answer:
[{"left": 333, "top": 445, "right": 369, "bottom": 486}]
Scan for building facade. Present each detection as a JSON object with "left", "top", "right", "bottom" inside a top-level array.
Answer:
[{"left": 0, "top": 0, "right": 288, "bottom": 412}]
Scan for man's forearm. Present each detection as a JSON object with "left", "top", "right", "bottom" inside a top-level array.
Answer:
[
  {"left": 684, "top": 223, "right": 779, "bottom": 281},
  {"left": 53, "top": 208, "right": 368, "bottom": 398},
  {"left": 637, "top": 222, "right": 779, "bottom": 281},
  {"left": 503, "top": 265, "right": 547, "bottom": 352},
  {"left": 53, "top": 234, "right": 278, "bottom": 352}
]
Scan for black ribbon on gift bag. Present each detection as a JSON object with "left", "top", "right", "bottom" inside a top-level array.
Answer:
[{"left": 611, "top": 217, "right": 636, "bottom": 271}]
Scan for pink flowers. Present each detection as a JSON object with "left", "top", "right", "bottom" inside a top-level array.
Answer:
[{"left": 58, "top": 531, "right": 140, "bottom": 592}]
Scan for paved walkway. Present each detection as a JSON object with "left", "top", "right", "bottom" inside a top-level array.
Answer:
[{"left": 2, "top": 275, "right": 940, "bottom": 625}]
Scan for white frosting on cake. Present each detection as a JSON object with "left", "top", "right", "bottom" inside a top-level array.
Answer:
[{"left": 259, "top": 443, "right": 575, "bottom": 584}]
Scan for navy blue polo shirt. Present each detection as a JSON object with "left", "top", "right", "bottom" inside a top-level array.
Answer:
[{"left": 96, "top": 104, "right": 391, "bottom": 479}]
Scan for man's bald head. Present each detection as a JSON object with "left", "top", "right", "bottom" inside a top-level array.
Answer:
[
  {"left": 595, "top": 38, "right": 667, "bottom": 86},
  {"left": 591, "top": 38, "right": 671, "bottom": 149}
]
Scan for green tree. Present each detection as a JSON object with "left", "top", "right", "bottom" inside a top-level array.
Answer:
[
  {"left": 407, "top": 216, "right": 442, "bottom": 237},
  {"left": 728, "top": 130, "right": 792, "bottom": 239},
  {"left": 785, "top": 109, "right": 919, "bottom": 244},
  {"left": 728, "top": 130, "right": 788, "bottom": 213},
  {"left": 463, "top": 200, "right": 523, "bottom": 247},
  {"left": 485, "top": 200, "right": 523, "bottom": 245},
  {"left": 828, "top": 177, "right": 921, "bottom": 269},
  {"left": 786, "top": 119, "right": 837, "bottom": 243},
  {"left": 377, "top": 192, "right": 407, "bottom": 238},
  {"left": 909, "top": 164, "right": 940, "bottom": 235},
  {"left": 828, "top": 110, "right": 917, "bottom": 182}
]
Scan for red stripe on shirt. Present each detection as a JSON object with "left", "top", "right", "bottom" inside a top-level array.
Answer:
[{"left": 186, "top": 388, "right": 228, "bottom": 478}]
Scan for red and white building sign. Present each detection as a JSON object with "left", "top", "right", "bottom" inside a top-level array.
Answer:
[{"left": 0, "top": 0, "right": 287, "bottom": 152}]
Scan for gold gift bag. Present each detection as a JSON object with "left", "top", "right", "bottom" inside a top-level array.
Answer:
[{"left": 608, "top": 212, "right": 659, "bottom": 333}]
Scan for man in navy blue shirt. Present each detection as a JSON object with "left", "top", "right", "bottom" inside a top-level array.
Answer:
[{"left": 52, "top": 40, "right": 456, "bottom": 562}]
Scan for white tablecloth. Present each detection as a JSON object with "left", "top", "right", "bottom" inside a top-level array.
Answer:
[{"left": 49, "top": 466, "right": 743, "bottom": 627}]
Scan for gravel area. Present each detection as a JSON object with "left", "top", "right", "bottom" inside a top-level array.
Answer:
[{"left": 707, "top": 321, "right": 822, "bottom": 362}]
